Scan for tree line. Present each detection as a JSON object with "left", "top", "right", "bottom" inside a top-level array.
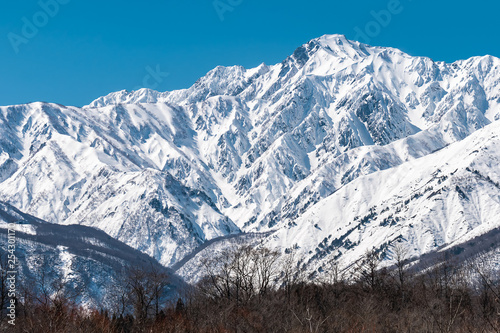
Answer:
[{"left": 1, "top": 245, "right": 499, "bottom": 332}]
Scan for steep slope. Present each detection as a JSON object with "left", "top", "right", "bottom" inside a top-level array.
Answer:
[
  {"left": 0, "top": 102, "right": 239, "bottom": 266},
  {"left": 262, "top": 119, "right": 500, "bottom": 278},
  {"left": 0, "top": 201, "right": 186, "bottom": 308},
  {"left": 173, "top": 120, "right": 500, "bottom": 281},
  {"left": 1, "top": 34, "right": 500, "bottom": 272},
  {"left": 90, "top": 35, "right": 500, "bottom": 232}
]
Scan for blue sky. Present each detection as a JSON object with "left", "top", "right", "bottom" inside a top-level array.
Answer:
[{"left": 1, "top": 0, "right": 498, "bottom": 107}]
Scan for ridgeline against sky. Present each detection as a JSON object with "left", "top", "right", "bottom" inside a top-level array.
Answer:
[{"left": 0, "top": 0, "right": 498, "bottom": 106}]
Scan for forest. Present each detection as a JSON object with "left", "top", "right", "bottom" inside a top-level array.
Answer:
[{"left": 1, "top": 245, "right": 499, "bottom": 332}]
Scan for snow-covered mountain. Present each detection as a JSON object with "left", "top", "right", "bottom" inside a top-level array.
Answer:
[
  {"left": 1, "top": 34, "right": 500, "bottom": 277},
  {"left": 0, "top": 201, "right": 186, "bottom": 308}
]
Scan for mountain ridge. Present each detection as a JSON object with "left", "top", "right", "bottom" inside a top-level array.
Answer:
[{"left": 1, "top": 34, "right": 499, "bottom": 279}]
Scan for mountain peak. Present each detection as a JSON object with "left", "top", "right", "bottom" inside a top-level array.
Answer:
[
  {"left": 317, "top": 33, "right": 349, "bottom": 42},
  {"left": 306, "top": 34, "right": 373, "bottom": 61}
]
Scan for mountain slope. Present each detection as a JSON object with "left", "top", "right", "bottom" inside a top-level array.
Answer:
[
  {"left": 261, "top": 119, "right": 500, "bottom": 277},
  {"left": 0, "top": 102, "right": 240, "bottom": 266},
  {"left": 0, "top": 201, "right": 186, "bottom": 308},
  {"left": 1, "top": 34, "right": 499, "bottom": 273}
]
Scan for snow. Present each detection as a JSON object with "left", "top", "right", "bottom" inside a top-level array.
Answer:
[
  {"left": 0, "top": 34, "right": 499, "bottom": 278},
  {"left": 0, "top": 221, "right": 37, "bottom": 235}
]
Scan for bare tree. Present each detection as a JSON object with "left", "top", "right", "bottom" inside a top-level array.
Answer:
[
  {"left": 356, "top": 249, "right": 382, "bottom": 291},
  {"left": 280, "top": 249, "right": 306, "bottom": 302},
  {"left": 393, "top": 243, "right": 409, "bottom": 288},
  {"left": 199, "top": 245, "right": 281, "bottom": 305},
  {"left": 253, "top": 247, "right": 280, "bottom": 297},
  {"left": 125, "top": 264, "right": 169, "bottom": 322}
]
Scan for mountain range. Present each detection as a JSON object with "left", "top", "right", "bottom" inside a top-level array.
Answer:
[{"left": 1, "top": 34, "right": 499, "bottom": 294}]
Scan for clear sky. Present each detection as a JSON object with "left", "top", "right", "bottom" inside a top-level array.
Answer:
[{"left": 1, "top": 0, "right": 498, "bottom": 107}]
